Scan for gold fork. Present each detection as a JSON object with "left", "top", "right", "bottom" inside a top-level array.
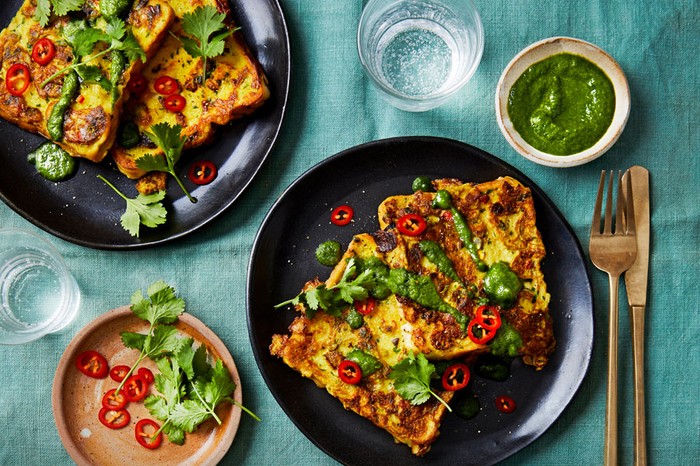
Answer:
[{"left": 589, "top": 170, "right": 637, "bottom": 466}]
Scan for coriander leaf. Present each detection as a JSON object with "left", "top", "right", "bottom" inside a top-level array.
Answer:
[
  {"left": 121, "top": 331, "right": 147, "bottom": 350},
  {"left": 75, "top": 64, "right": 112, "bottom": 91},
  {"left": 174, "top": 337, "right": 197, "bottom": 380},
  {"left": 142, "top": 123, "right": 185, "bottom": 162},
  {"left": 337, "top": 282, "right": 368, "bottom": 304},
  {"left": 192, "top": 344, "right": 210, "bottom": 378},
  {"left": 122, "top": 191, "right": 167, "bottom": 235},
  {"left": 179, "top": 5, "right": 235, "bottom": 82},
  {"left": 139, "top": 123, "right": 197, "bottom": 203},
  {"left": 35, "top": 0, "right": 53, "bottom": 28},
  {"left": 162, "top": 422, "right": 185, "bottom": 445},
  {"left": 35, "top": 0, "right": 85, "bottom": 28},
  {"left": 198, "top": 359, "right": 236, "bottom": 407},
  {"left": 170, "top": 358, "right": 236, "bottom": 431},
  {"left": 169, "top": 399, "right": 211, "bottom": 433},
  {"left": 144, "top": 325, "right": 180, "bottom": 358},
  {"left": 389, "top": 352, "right": 451, "bottom": 412},
  {"left": 144, "top": 394, "right": 169, "bottom": 420},
  {"left": 174, "top": 339, "right": 209, "bottom": 382},
  {"left": 72, "top": 27, "right": 109, "bottom": 57},
  {"left": 130, "top": 280, "right": 186, "bottom": 326},
  {"left": 98, "top": 174, "right": 167, "bottom": 237},
  {"left": 104, "top": 17, "right": 127, "bottom": 44},
  {"left": 154, "top": 355, "right": 185, "bottom": 403},
  {"left": 275, "top": 257, "right": 374, "bottom": 319},
  {"left": 304, "top": 286, "right": 321, "bottom": 311},
  {"left": 120, "top": 33, "right": 146, "bottom": 62},
  {"left": 51, "top": 0, "right": 85, "bottom": 16}
]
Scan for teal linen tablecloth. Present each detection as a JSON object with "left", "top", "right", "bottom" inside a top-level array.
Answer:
[{"left": 1, "top": 0, "right": 698, "bottom": 464}]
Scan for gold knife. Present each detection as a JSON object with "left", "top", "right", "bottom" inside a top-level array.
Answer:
[{"left": 623, "top": 166, "right": 650, "bottom": 466}]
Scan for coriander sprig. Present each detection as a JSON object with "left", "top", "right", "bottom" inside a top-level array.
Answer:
[
  {"left": 179, "top": 5, "right": 236, "bottom": 83},
  {"left": 117, "top": 280, "right": 259, "bottom": 446},
  {"left": 41, "top": 17, "right": 145, "bottom": 88},
  {"left": 137, "top": 123, "right": 197, "bottom": 204},
  {"left": 389, "top": 352, "right": 451, "bottom": 412},
  {"left": 115, "top": 281, "right": 185, "bottom": 394},
  {"left": 98, "top": 175, "right": 167, "bottom": 237},
  {"left": 274, "top": 257, "right": 375, "bottom": 318}
]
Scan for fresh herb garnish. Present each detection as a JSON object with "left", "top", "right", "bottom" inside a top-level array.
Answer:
[
  {"left": 98, "top": 175, "right": 167, "bottom": 237},
  {"left": 116, "top": 280, "right": 260, "bottom": 445},
  {"left": 41, "top": 17, "right": 145, "bottom": 88},
  {"left": 179, "top": 5, "right": 236, "bottom": 83},
  {"left": 114, "top": 281, "right": 185, "bottom": 394},
  {"left": 35, "top": 0, "right": 85, "bottom": 27},
  {"left": 137, "top": 123, "right": 197, "bottom": 203},
  {"left": 389, "top": 352, "right": 451, "bottom": 412},
  {"left": 274, "top": 257, "right": 375, "bottom": 318}
]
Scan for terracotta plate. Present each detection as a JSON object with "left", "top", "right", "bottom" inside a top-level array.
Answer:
[{"left": 52, "top": 306, "right": 242, "bottom": 466}]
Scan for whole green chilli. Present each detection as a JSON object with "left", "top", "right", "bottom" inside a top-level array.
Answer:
[
  {"left": 109, "top": 50, "right": 127, "bottom": 103},
  {"left": 47, "top": 70, "right": 79, "bottom": 141}
]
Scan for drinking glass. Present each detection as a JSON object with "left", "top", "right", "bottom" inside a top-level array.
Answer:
[
  {"left": 0, "top": 229, "right": 80, "bottom": 345},
  {"left": 358, "top": 0, "right": 484, "bottom": 111}
]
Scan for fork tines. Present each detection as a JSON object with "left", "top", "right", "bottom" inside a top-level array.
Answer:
[{"left": 591, "top": 170, "right": 636, "bottom": 236}]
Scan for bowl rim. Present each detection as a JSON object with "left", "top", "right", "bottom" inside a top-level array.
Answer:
[{"left": 495, "top": 36, "right": 631, "bottom": 167}]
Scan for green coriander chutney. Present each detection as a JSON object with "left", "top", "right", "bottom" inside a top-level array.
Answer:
[{"left": 507, "top": 53, "right": 615, "bottom": 155}]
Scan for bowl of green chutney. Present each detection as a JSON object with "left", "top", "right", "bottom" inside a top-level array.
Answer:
[{"left": 495, "top": 37, "right": 630, "bottom": 167}]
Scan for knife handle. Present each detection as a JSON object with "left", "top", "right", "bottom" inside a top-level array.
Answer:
[{"left": 631, "top": 304, "right": 647, "bottom": 466}]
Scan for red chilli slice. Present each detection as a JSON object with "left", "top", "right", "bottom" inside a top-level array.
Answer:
[
  {"left": 495, "top": 395, "right": 516, "bottom": 413},
  {"left": 331, "top": 205, "right": 353, "bottom": 226}
]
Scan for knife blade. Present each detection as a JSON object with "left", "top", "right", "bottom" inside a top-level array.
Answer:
[
  {"left": 625, "top": 166, "right": 650, "bottom": 307},
  {"left": 623, "top": 165, "right": 650, "bottom": 466}
]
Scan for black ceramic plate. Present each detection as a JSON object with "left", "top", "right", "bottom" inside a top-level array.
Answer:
[
  {"left": 247, "top": 138, "right": 594, "bottom": 466},
  {"left": 0, "top": 0, "right": 289, "bottom": 249}
]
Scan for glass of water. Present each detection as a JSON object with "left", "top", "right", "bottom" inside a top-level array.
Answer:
[
  {"left": 357, "top": 0, "right": 484, "bottom": 112},
  {"left": 0, "top": 229, "right": 80, "bottom": 345}
]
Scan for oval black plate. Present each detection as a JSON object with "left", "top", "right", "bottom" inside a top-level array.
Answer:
[
  {"left": 0, "top": 0, "right": 290, "bottom": 249},
  {"left": 247, "top": 138, "right": 594, "bottom": 466}
]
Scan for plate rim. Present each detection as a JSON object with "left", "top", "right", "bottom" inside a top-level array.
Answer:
[
  {"left": 0, "top": 0, "right": 291, "bottom": 250},
  {"left": 246, "top": 136, "right": 594, "bottom": 465},
  {"left": 51, "top": 306, "right": 243, "bottom": 466}
]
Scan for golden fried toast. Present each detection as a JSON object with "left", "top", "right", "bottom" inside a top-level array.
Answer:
[
  {"left": 0, "top": 0, "right": 174, "bottom": 162},
  {"left": 271, "top": 177, "right": 555, "bottom": 455},
  {"left": 377, "top": 177, "right": 554, "bottom": 368},
  {"left": 111, "top": 0, "right": 270, "bottom": 179},
  {"left": 270, "top": 303, "right": 454, "bottom": 456}
]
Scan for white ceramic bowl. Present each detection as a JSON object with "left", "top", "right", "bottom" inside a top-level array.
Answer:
[{"left": 495, "top": 37, "right": 630, "bottom": 167}]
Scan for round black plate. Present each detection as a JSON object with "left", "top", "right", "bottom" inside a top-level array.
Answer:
[
  {"left": 247, "top": 138, "right": 594, "bottom": 466},
  {"left": 0, "top": 0, "right": 290, "bottom": 249}
]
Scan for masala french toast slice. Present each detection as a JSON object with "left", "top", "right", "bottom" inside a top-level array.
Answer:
[
  {"left": 111, "top": 0, "right": 270, "bottom": 179},
  {"left": 377, "top": 177, "right": 555, "bottom": 368},
  {"left": 270, "top": 275, "right": 455, "bottom": 456},
  {"left": 324, "top": 233, "right": 486, "bottom": 360},
  {"left": 0, "top": 0, "right": 174, "bottom": 162}
]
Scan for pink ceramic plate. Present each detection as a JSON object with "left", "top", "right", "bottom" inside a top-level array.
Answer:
[{"left": 52, "top": 306, "right": 242, "bottom": 466}]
